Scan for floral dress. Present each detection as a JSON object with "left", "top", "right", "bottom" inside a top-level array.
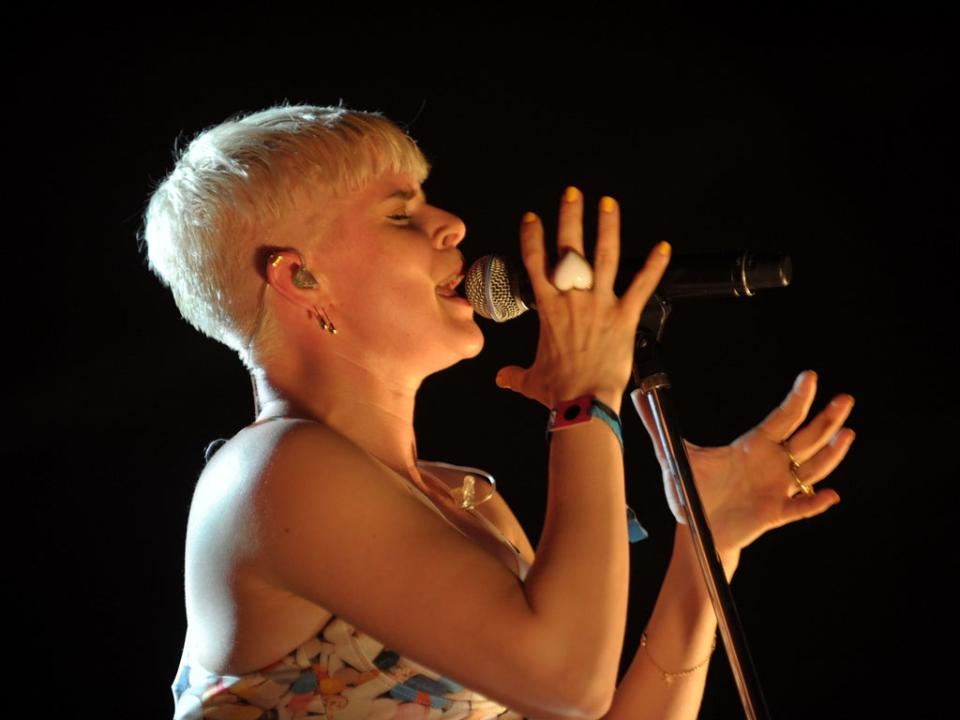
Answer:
[{"left": 171, "top": 460, "right": 531, "bottom": 720}]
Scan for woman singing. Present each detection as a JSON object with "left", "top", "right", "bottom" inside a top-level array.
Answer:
[{"left": 141, "top": 103, "right": 854, "bottom": 720}]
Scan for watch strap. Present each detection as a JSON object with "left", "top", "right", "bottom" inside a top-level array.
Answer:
[{"left": 545, "top": 394, "right": 624, "bottom": 453}]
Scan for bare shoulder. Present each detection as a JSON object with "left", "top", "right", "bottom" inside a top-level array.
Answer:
[
  {"left": 188, "top": 417, "right": 396, "bottom": 566},
  {"left": 184, "top": 419, "right": 350, "bottom": 672},
  {"left": 186, "top": 419, "right": 329, "bottom": 544}
]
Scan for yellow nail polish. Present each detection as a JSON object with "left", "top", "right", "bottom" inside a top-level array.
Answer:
[
  {"left": 656, "top": 241, "right": 671, "bottom": 256},
  {"left": 601, "top": 196, "right": 617, "bottom": 213},
  {"left": 523, "top": 211, "right": 538, "bottom": 224},
  {"left": 564, "top": 186, "right": 580, "bottom": 203}
]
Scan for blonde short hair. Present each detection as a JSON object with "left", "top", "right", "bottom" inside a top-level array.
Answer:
[{"left": 139, "top": 101, "right": 432, "bottom": 370}]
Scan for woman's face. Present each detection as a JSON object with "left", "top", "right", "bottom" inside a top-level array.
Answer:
[{"left": 300, "top": 170, "right": 484, "bottom": 376}]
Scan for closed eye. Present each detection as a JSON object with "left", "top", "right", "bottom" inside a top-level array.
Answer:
[{"left": 388, "top": 213, "right": 412, "bottom": 221}]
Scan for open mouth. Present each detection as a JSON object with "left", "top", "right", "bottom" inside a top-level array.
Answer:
[{"left": 435, "top": 272, "right": 466, "bottom": 298}]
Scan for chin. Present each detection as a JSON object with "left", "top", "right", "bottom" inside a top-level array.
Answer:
[
  {"left": 463, "top": 331, "right": 484, "bottom": 358},
  {"left": 447, "top": 321, "right": 485, "bottom": 361}
]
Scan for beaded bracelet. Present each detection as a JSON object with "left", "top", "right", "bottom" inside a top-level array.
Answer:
[{"left": 640, "top": 631, "right": 718, "bottom": 686}]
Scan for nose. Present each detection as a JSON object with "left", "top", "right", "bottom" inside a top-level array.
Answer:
[{"left": 432, "top": 207, "right": 467, "bottom": 250}]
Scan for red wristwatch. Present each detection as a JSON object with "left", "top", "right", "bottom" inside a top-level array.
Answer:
[
  {"left": 547, "top": 395, "right": 596, "bottom": 430},
  {"left": 545, "top": 394, "right": 624, "bottom": 451}
]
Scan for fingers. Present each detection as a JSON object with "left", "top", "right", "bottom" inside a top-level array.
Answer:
[
  {"left": 593, "top": 195, "right": 620, "bottom": 292},
  {"left": 519, "top": 187, "right": 618, "bottom": 302},
  {"left": 519, "top": 187, "right": 668, "bottom": 316},
  {"left": 757, "top": 370, "right": 819, "bottom": 443},
  {"left": 620, "top": 241, "right": 672, "bottom": 323},
  {"left": 788, "top": 426, "right": 855, "bottom": 495},
  {"left": 785, "top": 394, "right": 856, "bottom": 465},
  {"left": 777, "top": 488, "right": 842, "bottom": 526},
  {"left": 518, "top": 212, "right": 557, "bottom": 302},
  {"left": 495, "top": 364, "right": 523, "bottom": 393},
  {"left": 557, "top": 186, "right": 585, "bottom": 262}
]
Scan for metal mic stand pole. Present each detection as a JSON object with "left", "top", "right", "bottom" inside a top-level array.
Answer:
[{"left": 626, "top": 294, "right": 770, "bottom": 720}]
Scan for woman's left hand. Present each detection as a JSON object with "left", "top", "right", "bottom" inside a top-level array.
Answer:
[{"left": 634, "top": 370, "right": 854, "bottom": 559}]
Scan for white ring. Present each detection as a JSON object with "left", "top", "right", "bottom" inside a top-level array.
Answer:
[{"left": 553, "top": 249, "right": 594, "bottom": 291}]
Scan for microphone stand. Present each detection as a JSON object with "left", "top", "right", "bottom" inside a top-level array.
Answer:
[{"left": 627, "top": 293, "right": 770, "bottom": 720}]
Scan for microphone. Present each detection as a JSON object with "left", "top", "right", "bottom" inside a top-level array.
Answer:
[{"left": 463, "top": 250, "right": 792, "bottom": 321}]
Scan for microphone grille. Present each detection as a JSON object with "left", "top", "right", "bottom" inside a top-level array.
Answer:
[{"left": 464, "top": 254, "right": 529, "bottom": 322}]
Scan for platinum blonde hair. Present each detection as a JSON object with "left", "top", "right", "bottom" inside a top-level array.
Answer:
[{"left": 138, "top": 101, "right": 432, "bottom": 370}]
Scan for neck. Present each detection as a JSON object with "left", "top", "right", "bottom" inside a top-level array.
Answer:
[{"left": 250, "top": 359, "right": 421, "bottom": 480}]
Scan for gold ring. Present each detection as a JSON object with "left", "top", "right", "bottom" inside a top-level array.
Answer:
[
  {"left": 789, "top": 464, "right": 815, "bottom": 496},
  {"left": 780, "top": 439, "right": 801, "bottom": 467}
]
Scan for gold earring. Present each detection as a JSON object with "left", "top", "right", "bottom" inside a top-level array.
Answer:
[
  {"left": 313, "top": 304, "right": 337, "bottom": 334},
  {"left": 268, "top": 252, "right": 336, "bottom": 334}
]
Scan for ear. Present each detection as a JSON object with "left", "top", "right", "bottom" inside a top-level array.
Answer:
[{"left": 265, "top": 249, "right": 328, "bottom": 314}]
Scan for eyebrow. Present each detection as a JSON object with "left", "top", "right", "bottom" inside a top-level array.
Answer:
[{"left": 381, "top": 187, "right": 427, "bottom": 204}]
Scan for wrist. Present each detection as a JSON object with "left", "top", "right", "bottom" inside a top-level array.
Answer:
[
  {"left": 594, "top": 390, "right": 622, "bottom": 416},
  {"left": 554, "top": 387, "right": 622, "bottom": 415},
  {"left": 546, "top": 391, "right": 649, "bottom": 544},
  {"left": 675, "top": 523, "right": 740, "bottom": 583}
]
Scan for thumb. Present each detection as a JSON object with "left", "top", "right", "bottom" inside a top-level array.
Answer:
[
  {"left": 631, "top": 392, "right": 659, "bottom": 443},
  {"left": 633, "top": 394, "right": 703, "bottom": 454},
  {"left": 635, "top": 397, "right": 653, "bottom": 434},
  {"left": 495, "top": 367, "right": 521, "bottom": 390},
  {"left": 630, "top": 391, "right": 669, "bottom": 467}
]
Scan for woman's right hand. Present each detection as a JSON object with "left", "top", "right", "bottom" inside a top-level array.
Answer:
[{"left": 495, "top": 186, "right": 672, "bottom": 412}]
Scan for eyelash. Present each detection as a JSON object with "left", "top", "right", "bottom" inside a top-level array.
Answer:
[{"left": 388, "top": 213, "right": 412, "bottom": 222}]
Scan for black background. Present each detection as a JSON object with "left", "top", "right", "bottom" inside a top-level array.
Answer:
[{"left": 14, "top": 8, "right": 955, "bottom": 719}]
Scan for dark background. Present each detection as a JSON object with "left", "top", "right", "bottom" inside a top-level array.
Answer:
[{"left": 14, "top": 8, "right": 954, "bottom": 719}]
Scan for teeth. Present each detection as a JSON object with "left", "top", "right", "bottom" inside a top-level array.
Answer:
[{"left": 436, "top": 273, "right": 464, "bottom": 291}]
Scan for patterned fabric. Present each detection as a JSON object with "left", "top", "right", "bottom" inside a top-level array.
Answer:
[{"left": 172, "top": 459, "right": 530, "bottom": 720}]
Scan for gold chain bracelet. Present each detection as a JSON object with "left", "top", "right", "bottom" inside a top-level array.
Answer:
[{"left": 640, "top": 631, "right": 718, "bottom": 686}]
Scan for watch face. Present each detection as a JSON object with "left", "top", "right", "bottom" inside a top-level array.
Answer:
[
  {"left": 550, "top": 395, "right": 594, "bottom": 430},
  {"left": 561, "top": 403, "right": 586, "bottom": 421}
]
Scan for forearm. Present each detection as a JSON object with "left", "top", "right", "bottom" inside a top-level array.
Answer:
[
  {"left": 601, "top": 523, "right": 739, "bottom": 720},
  {"left": 523, "top": 393, "right": 630, "bottom": 716}
]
